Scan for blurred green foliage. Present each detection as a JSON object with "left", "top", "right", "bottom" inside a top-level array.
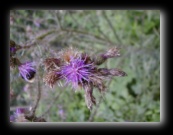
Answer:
[{"left": 10, "top": 10, "right": 160, "bottom": 122}]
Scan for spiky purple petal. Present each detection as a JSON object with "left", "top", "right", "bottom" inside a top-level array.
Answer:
[
  {"left": 60, "top": 56, "right": 94, "bottom": 89},
  {"left": 16, "top": 108, "right": 26, "bottom": 114},
  {"left": 18, "top": 62, "right": 36, "bottom": 82}
]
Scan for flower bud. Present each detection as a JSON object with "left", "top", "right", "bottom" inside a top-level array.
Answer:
[{"left": 18, "top": 62, "right": 36, "bottom": 82}]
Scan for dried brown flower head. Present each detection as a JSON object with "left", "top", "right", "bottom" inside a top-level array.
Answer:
[
  {"left": 94, "top": 47, "right": 120, "bottom": 65},
  {"left": 43, "top": 71, "right": 61, "bottom": 88},
  {"left": 43, "top": 58, "right": 61, "bottom": 71},
  {"left": 59, "top": 47, "right": 80, "bottom": 62}
]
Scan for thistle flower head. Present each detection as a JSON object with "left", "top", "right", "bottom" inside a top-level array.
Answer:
[
  {"left": 83, "top": 83, "right": 96, "bottom": 110},
  {"left": 60, "top": 55, "right": 95, "bottom": 89},
  {"left": 16, "top": 108, "right": 26, "bottom": 114},
  {"left": 10, "top": 115, "right": 15, "bottom": 122},
  {"left": 10, "top": 40, "right": 22, "bottom": 57},
  {"left": 10, "top": 40, "right": 17, "bottom": 57},
  {"left": 18, "top": 62, "right": 36, "bottom": 82},
  {"left": 102, "top": 47, "right": 120, "bottom": 58},
  {"left": 10, "top": 46, "right": 16, "bottom": 57},
  {"left": 43, "top": 58, "right": 61, "bottom": 71},
  {"left": 94, "top": 47, "right": 120, "bottom": 65},
  {"left": 59, "top": 47, "right": 80, "bottom": 62},
  {"left": 10, "top": 47, "right": 16, "bottom": 53},
  {"left": 43, "top": 71, "right": 61, "bottom": 88},
  {"left": 10, "top": 108, "right": 29, "bottom": 122},
  {"left": 43, "top": 47, "right": 127, "bottom": 110}
]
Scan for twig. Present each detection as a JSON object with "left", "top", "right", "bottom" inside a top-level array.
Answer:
[
  {"left": 62, "top": 28, "right": 114, "bottom": 45},
  {"left": 153, "top": 27, "right": 160, "bottom": 38},
  {"left": 88, "top": 59, "right": 114, "bottom": 122},
  {"left": 17, "top": 42, "right": 35, "bottom": 50},
  {"left": 36, "top": 30, "right": 57, "bottom": 40},
  {"left": 40, "top": 90, "right": 63, "bottom": 117},
  {"left": 25, "top": 71, "right": 42, "bottom": 121},
  {"left": 68, "top": 11, "right": 81, "bottom": 28},
  {"left": 25, "top": 115, "right": 46, "bottom": 122},
  {"left": 90, "top": 16, "right": 112, "bottom": 43},
  {"left": 12, "top": 27, "right": 115, "bottom": 51},
  {"left": 102, "top": 11, "right": 122, "bottom": 44},
  {"left": 54, "top": 11, "right": 62, "bottom": 30},
  {"left": 88, "top": 96, "right": 103, "bottom": 122},
  {"left": 31, "top": 76, "right": 41, "bottom": 116},
  {"left": 14, "top": 30, "right": 57, "bottom": 50},
  {"left": 23, "top": 64, "right": 48, "bottom": 122},
  {"left": 73, "top": 35, "right": 111, "bottom": 46}
]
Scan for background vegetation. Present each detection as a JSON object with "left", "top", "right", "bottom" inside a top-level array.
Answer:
[{"left": 10, "top": 10, "right": 160, "bottom": 122}]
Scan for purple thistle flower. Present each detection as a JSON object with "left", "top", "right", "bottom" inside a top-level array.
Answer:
[
  {"left": 10, "top": 115, "right": 15, "bottom": 122},
  {"left": 10, "top": 108, "right": 29, "bottom": 122},
  {"left": 10, "top": 47, "right": 17, "bottom": 57},
  {"left": 10, "top": 47, "right": 16, "bottom": 53},
  {"left": 10, "top": 40, "right": 17, "bottom": 56},
  {"left": 59, "top": 56, "right": 95, "bottom": 89},
  {"left": 43, "top": 47, "right": 127, "bottom": 110},
  {"left": 16, "top": 108, "right": 26, "bottom": 114},
  {"left": 18, "top": 62, "right": 36, "bottom": 82}
]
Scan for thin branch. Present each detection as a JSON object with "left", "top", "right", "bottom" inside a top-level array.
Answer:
[
  {"left": 14, "top": 30, "right": 57, "bottom": 49},
  {"left": 31, "top": 76, "right": 41, "bottom": 116},
  {"left": 87, "top": 59, "right": 114, "bottom": 122},
  {"left": 90, "top": 16, "right": 112, "bottom": 43},
  {"left": 88, "top": 96, "right": 103, "bottom": 122},
  {"left": 24, "top": 70, "right": 43, "bottom": 121},
  {"left": 25, "top": 115, "right": 46, "bottom": 122},
  {"left": 102, "top": 11, "right": 122, "bottom": 44},
  {"left": 12, "top": 27, "right": 115, "bottom": 51},
  {"left": 54, "top": 11, "right": 62, "bottom": 30},
  {"left": 153, "top": 27, "right": 160, "bottom": 38},
  {"left": 36, "top": 30, "right": 57, "bottom": 40},
  {"left": 40, "top": 90, "right": 63, "bottom": 117},
  {"left": 62, "top": 28, "right": 114, "bottom": 45},
  {"left": 68, "top": 11, "right": 81, "bottom": 28},
  {"left": 17, "top": 42, "right": 35, "bottom": 50},
  {"left": 73, "top": 35, "right": 111, "bottom": 46}
]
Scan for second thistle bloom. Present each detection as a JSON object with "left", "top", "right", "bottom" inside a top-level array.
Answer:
[
  {"left": 18, "top": 62, "right": 36, "bottom": 82},
  {"left": 10, "top": 108, "right": 29, "bottom": 122}
]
